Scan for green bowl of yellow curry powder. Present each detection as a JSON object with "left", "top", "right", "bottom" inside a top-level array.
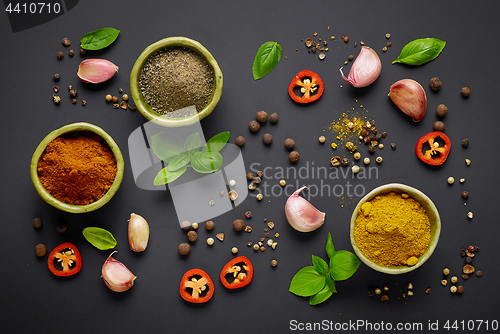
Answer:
[{"left": 350, "top": 183, "right": 441, "bottom": 274}]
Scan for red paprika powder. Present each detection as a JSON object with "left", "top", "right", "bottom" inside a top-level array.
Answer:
[{"left": 37, "top": 132, "right": 117, "bottom": 205}]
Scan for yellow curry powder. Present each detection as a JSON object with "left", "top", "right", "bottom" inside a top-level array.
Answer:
[{"left": 353, "top": 192, "right": 431, "bottom": 267}]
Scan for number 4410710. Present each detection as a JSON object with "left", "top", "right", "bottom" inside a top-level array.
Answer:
[
  {"left": 444, "top": 320, "right": 498, "bottom": 331},
  {"left": 5, "top": 3, "right": 61, "bottom": 14}
]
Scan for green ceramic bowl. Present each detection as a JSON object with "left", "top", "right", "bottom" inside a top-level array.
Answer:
[
  {"left": 350, "top": 183, "right": 441, "bottom": 274},
  {"left": 130, "top": 37, "right": 223, "bottom": 127},
  {"left": 30, "top": 122, "right": 124, "bottom": 213}
]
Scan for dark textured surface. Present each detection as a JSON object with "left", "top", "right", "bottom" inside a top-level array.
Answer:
[{"left": 1, "top": 1, "right": 498, "bottom": 333}]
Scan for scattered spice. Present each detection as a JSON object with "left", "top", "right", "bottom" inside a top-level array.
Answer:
[
  {"left": 249, "top": 120, "right": 260, "bottom": 132},
  {"left": 256, "top": 194, "right": 263, "bottom": 201},
  {"left": 57, "top": 51, "right": 64, "bottom": 59},
  {"left": 33, "top": 217, "right": 42, "bottom": 229},
  {"left": 467, "top": 212, "right": 473, "bottom": 219},
  {"left": 289, "top": 151, "right": 300, "bottom": 162},
  {"left": 447, "top": 177, "right": 455, "bottom": 184},
  {"left": 79, "top": 48, "right": 86, "bottom": 55},
  {"left": 235, "top": 136, "right": 245, "bottom": 146},
  {"left": 457, "top": 285, "right": 464, "bottom": 294},
  {"left": 461, "top": 87, "right": 470, "bottom": 97},
  {"left": 53, "top": 73, "right": 60, "bottom": 81},
  {"left": 441, "top": 280, "right": 448, "bottom": 286},
  {"left": 318, "top": 136, "right": 326, "bottom": 143},
  {"left": 425, "top": 288, "right": 431, "bottom": 294},
  {"left": 68, "top": 50, "right": 74, "bottom": 57},
  {"left": 233, "top": 219, "right": 245, "bottom": 232},
  {"left": 256, "top": 110, "right": 268, "bottom": 123},
  {"left": 82, "top": 100, "right": 87, "bottom": 106},
  {"left": 450, "top": 286, "right": 457, "bottom": 293},
  {"left": 462, "top": 191, "right": 469, "bottom": 199},
  {"left": 284, "top": 138, "right": 295, "bottom": 149},
  {"left": 192, "top": 222, "right": 199, "bottom": 230},
  {"left": 271, "top": 259, "right": 278, "bottom": 267},
  {"left": 436, "top": 104, "right": 448, "bottom": 117},
  {"left": 62, "top": 37, "right": 71, "bottom": 46},
  {"left": 245, "top": 211, "right": 253, "bottom": 219},
  {"left": 229, "top": 190, "right": 238, "bottom": 201},
  {"left": 139, "top": 47, "right": 214, "bottom": 114},
  {"left": 443, "top": 268, "right": 450, "bottom": 275},
  {"left": 434, "top": 121, "right": 445, "bottom": 131},
  {"left": 429, "top": 77, "right": 442, "bottom": 91},
  {"left": 207, "top": 237, "right": 214, "bottom": 246},
  {"left": 465, "top": 158, "right": 471, "bottom": 166},
  {"left": 205, "top": 220, "right": 215, "bottom": 230},
  {"left": 381, "top": 295, "right": 389, "bottom": 301},
  {"left": 263, "top": 133, "right": 273, "bottom": 144},
  {"left": 231, "top": 247, "right": 238, "bottom": 254},
  {"left": 216, "top": 233, "right": 224, "bottom": 241},
  {"left": 187, "top": 230, "right": 197, "bottom": 242},
  {"left": 463, "top": 264, "right": 475, "bottom": 274},
  {"left": 269, "top": 113, "right": 279, "bottom": 123},
  {"left": 37, "top": 132, "right": 117, "bottom": 205},
  {"left": 462, "top": 138, "right": 469, "bottom": 147},
  {"left": 375, "top": 288, "right": 382, "bottom": 295},
  {"left": 35, "top": 243, "right": 47, "bottom": 257},
  {"left": 476, "top": 270, "right": 483, "bottom": 278},
  {"left": 178, "top": 243, "right": 191, "bottom": 255},
  {"left": 451, "top": 276, "right": 458, "bottom": 284},
  {"left": 56, "top": 224, "right": 67, "bottom": 233}
]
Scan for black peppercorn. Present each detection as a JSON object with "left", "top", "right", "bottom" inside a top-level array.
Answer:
[
  {"left": 348, "top": 55, "right": 354, "bottom": 61},
  {"left": 462, "top": 191, "right": 469, "bottom": 199},
  {"left": 62, "top": 37, "right": 71, "bottom": 47},
  {"left": 476, "top": 270, "right": 483, "bottom": 278},
  {"left": 368, "top": 290, "right": 375, "bottom": 297},
  {"left": 391, "top": 143, "right": 396, "bottom": 150},
  {"left": 256, "top": 110, "right": 268, "bottom": 123},
  {"left": 68, "top": 50, "right": 74, "bottom": 57},
  {"left": 69, "top": 90, "right": 77, "bottom": 98},
  {"left": 262, "top": 133, "right": 273, "bottom": 144},
  {"left": 71, "top": 98, "right": 77, "bottom": 104},
  {"left": 56, "top": 224, "right": 67, "bottom": 233},
  {"left": 461, "top": 249, "right": 466, "bottom": 257},
  {"left": 381, "top": 131, "right": 387, "bottom": 138},
  {"left": 235, "top": 136, "right": 245, "bottom": 146},
  {"left": 79, "top": 48, "right": 86, "bottom": 55},
  {"left": 256, "top": 171, "right": 263, "bottom": 177},
  {"left": 370, "top": 126, "right": 377, "bottom": 134},
  {"left": 33, "top": 217, "right": 42, "bottom": 229},
  {"left": 53, "top": 73, "right": 60, "bottom": 81},
  {"left": 368, "top": 145, "right": 376, "bottom": 153},
  {"left": 462, "top": 138, "right": 469, "bottom": 147},
  {"left": 429, "top": 77, "right": 442, "bottom": 91},
  {"left": 246, "top": 172, "right": 254, "bottom": 180},
  {"left": 374, "top": 133, "right": 382, "bottom": 141},
  {"left": 284, "top": 138, "right": 295, "bottom": 149},
  {"left": 341, "top": 157, "right": 349, "bottom": 166},
  {"left": 57, "top": 51, "right": 64, "bottom": 59},
  {"left": 466, "top": 257, "right": 472, "bottom": 264},
  {"left": 249, "top": 120, "right": 260, "bottom": 132}
]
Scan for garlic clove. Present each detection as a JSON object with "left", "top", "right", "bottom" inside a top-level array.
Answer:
[
  {"left": 101, "top": 251, "right": 136, "bottom": 292},
  {"left": 388, "top": 79, "right": 427, "bottom": 121},
  {"left": 77, "top": 59, "right": 119, "bottom": 84},
  {"left": 285, "top": 186, "right": 326, "bottom": 232},
  {"left": 340, "top": 46, "right": 381, "bottom": 88},
  {"left": 128, "top": 213, "right": 150, "bottom": 252}
]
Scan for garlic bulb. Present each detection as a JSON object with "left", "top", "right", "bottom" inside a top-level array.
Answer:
[
  {"left": 77, "top": 59, "right": 119, "bottom": 84},
  {"left": 101, "top": 252, "right": 136, "bottom": 292},
  {"left": 285, "top": 186, "right": 326, "bottom": 232},
  {"left": 128, "top": 213, "right": 150, "bottom": 252},
  {"left": 340, "top": 46, "right": 381, "bottom": 87},
  {"left": 388, "top": 79, "right": 427, "bottom": 121}
]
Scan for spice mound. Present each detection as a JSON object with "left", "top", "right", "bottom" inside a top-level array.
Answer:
[
  {"left": 354, "top": 192, "right": 431, "bottom": 267},
  {"left": 37, "top": 132, "right": 117, "bottom": 205},
  {"left": 139, "top": 47, "right": 214, "bottom": 115}
]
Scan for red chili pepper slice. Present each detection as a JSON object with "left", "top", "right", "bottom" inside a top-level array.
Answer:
[
  {"left": 47, "top": 242, "right": 82, "bottom": 277},
  {"left": 415, "top": 131, "right": 451, "bottom": 165},
  {"left": 179, "top": 269, "right": 214, "bottom": 303},
  {"left": 220, "top": 256, "right": 254, "bottom": 289},
  {"left": 288, "top": 70, "right": 324, "bottom": 103}
]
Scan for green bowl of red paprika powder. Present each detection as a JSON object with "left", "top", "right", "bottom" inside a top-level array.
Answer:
[{"left": 30, "top": 122, "right": 124, "bottom": 213}]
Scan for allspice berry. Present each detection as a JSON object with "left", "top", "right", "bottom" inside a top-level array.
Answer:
[
  {"left": 263, "top": 133, "right": 273, "bottom": 144},
  {"left": 233, "top": 219, "right": 246, "bottom": 232},
  {"left": 35, "top": 243, "right": 47, "bottom": 257},
  {"left": 434, "top": 121, "right": 445, "bottom": 131},
  {"left": 284, "top": 138, "right": 295, "bottom": 149},
  {"left": 256, "top": 111, "right": 268, "bottom": 123},
  {"left": 249, "top": 120, "right": 260, "bottom": 132},
  {"left": 289, "top": 151, "right": 300, "bottom": 162},
  {"left": 429, "top": 77, "right": 442, "bottom": 91},
  {"left": 235, "top": 136, "right": 245, "bottom": 146},
  {"left": 461, "top": 87, "right": 471, "bottom": 97},
  {"left": 269, "top": 112, "right": 279, "bottom": 123},
  {"left": 187, "top": 230, "right": 198, "bottom": 242},
  {"left": 33, "top": 217, "right": 42, "bottom": 229},
  {"left": 436, "top": 104, "right": 448, "bottom": 117},
  {"left": 178, "top": 243, "right": 191, "bottom": 255},
  {"left": 205, "top": 220, "right": 215, "bottom": 230}
]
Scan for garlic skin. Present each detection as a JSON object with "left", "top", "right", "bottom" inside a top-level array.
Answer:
[
  {"left": 285, "top": 186, "right": 326, "bottom": 232},
  {"left": 77, "top": 59, "right": 119, "bottom": 84},
  {"left": 128, "top": 213, "right": 150, "bottom": 252},
  {"left": 101, "top": 252, "right": 136, "bottom": 292},
  {"left": 388, "top": 79, "right": 427, "bottom": 121},
  {"left": 340, "top": 46, "right": 381, "bottom": 87}
]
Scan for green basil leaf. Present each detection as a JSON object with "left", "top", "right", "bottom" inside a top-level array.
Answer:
[
  {"left": 83, "top": 227, "right": 117, "bottom": 250},
  {"left": 151, "top": 131, "right": 183, "bottom": 163},
  {"left": 289, "top": 266, "right": 326, "bottom": 297},
  {"left": 153, "top": 166, "right": 187, "bottom": 185},
  {"left": 191, "top": 151, "right": 223, "bottom": 173},
  {"left": 329, "top": 250, "right": 360, "bottom": 281},
  {"left": 252, "top": 41, "right": 282, "bottom": 80},
  {"left": 326, "top": 232, "right": 335, "bottom": 260},
  {"left": 202, "top": 131, "right": 230, "bottom": 153},
  {"left": 312, "top": 255, "right": 329, "bottom": 275},
  {"left": 183, "top": 132, "right": 201, "bottom": 155},
  {"left": 392, "top": 38, "right": 446, "bottom": 65},
  {"left": 309, "top": 285, "right": 333, "bottom": 305},
  {"left": 326, "top": 274, "right": 337, "bottom": 293},
  {"left": 167, "top": 154, "right": 190, "bottom": 172},
  {"left": 80, "top": 27, "right": 120, "bottom": 50}
]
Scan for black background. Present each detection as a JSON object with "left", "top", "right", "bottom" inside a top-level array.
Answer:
[{"left": 1, "top": 1, "right": 499, "bottom": 333}]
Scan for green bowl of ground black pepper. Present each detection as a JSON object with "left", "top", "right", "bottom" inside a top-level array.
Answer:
[
  {"left": 130, "top": 37, "right": 223, "bottom": 127},
  {"left": 30, "top": 122, "right": 124, "bottom": 214}
]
